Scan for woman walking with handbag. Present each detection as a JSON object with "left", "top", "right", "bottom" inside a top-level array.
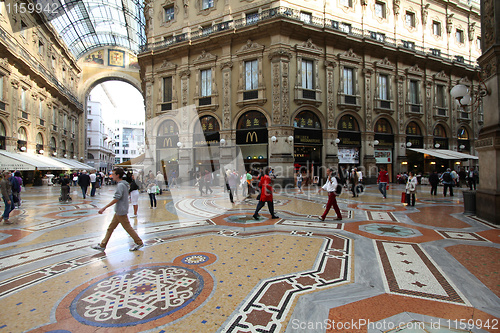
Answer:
[{"left": 405, "top": 171, "right": 418, "bottom": 206}]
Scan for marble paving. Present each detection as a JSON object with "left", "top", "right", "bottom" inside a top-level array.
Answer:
[{"left": 0, "top": 183, "right": 498, "bottom": 333}]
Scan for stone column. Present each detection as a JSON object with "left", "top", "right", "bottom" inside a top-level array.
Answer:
[
  {"left": 476, "top": 0, "right": 500, "bottom": 223},
  {"left": 268, "top": 49, "right": 294, "bottom": 186}
]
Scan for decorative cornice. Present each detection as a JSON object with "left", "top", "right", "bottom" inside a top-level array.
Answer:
[
  {"left": 220, "top": 61, "right": 233, "bottom": 70},
  {"left": 193, "top": 50, "right": 217, "bottom": 65},
  {"left": 295, "top": 38, "right": 323, "bottom": 55},
  {"left": 338, "top": 49, "right": 361, "bottom": 63},
  {"left": 324, "top": 60, "right": 337, "bottom": 68},
  {"left": 179, "top": 69, "right": 191, "bottom": 78},
  {"left": 405, "top": 64, "right": 423, "bottom": 76},
  {"left": 374, "top": 57, "right": 395, "bottom": 70},
  {"left": 236, "top": 40, "right": 265, "bottom": 56},
  {"left": 268, "top": 49, "right": 292, "bottom": 60}
]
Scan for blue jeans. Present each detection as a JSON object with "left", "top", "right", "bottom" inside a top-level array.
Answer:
[
  {"left": 3, "top": 195, "right": 13, "bottom": 219},
  {"left": 80, "top": 185, "right": 88, "bottom": 198},
  {"left": 378, "top": 182, "right": 387, "bottom": 198}
]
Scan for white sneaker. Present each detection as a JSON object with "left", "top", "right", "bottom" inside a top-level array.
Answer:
[
  {"left": 129, "top": 243, "right": 144, "bottom": 251},
  {"left": 91, "top": 244, "right": 105, "bottom": 251},
  {"left": 130, "top": 215, "right": 137, "bottom": 218}
]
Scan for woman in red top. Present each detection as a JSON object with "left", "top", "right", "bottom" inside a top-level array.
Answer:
[{"left": 252, "top": 167, "right": 279, "bottom": 220}]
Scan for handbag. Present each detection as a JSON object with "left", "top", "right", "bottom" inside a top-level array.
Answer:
[{"left": 401, "top": 192, "right": 406, "bottom": 203}]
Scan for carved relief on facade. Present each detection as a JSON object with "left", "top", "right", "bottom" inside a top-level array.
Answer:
[
  {"left": 425, "top": 80, "right": 432, "bottom": 133},
  {"left": 397, "top": 75, "right": 405, "bottom": 132},
  {"left": 363, "top": 68, "right": 372, "bottom": 131},
  {"left": 325, "top": 61, "right": 336, "bottom": 129},
  {"left": 482, "top": 0, "right": 494, "bottom": 49},
  {"left": 446, "top": 14, "right": 454, "bottom": 34},
  {"left": 281, "top": 62, "right": 289, "bottom": 125},
  {"left": 179, "top": 70, "right": 190, "bottom": 107},
  {"left": 220, "top": 61, "right": 233, "bottom": 129},
  {"left": 272, "top": 62, "right": 280, "bottom": 124}
]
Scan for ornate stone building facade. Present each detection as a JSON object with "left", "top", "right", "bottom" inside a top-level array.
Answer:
[
  {"left": 0, "top": 1, "right": 84, "bottom": 164},
  {"left": 139, "top": 0, "right": 482, "bottom": 184}
]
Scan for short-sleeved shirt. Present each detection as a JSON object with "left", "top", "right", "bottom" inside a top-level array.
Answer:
[{"left": 113, "top": 180, "right": 130, "bottom": 215}]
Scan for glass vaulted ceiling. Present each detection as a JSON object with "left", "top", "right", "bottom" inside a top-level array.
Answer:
[{"left": 50, "top": 0, "right": 146, "bottom": 60}]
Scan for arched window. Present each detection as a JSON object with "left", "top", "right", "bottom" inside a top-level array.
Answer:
[
  {"left": 50, "top": 137, "right": 57, "bottom": 150},
  {"left": 338, "top": 115, "right": 359, "bottom": 131},
  {"left": 374, "top": 118, "right": 392, "bottom": 133},
  {"left": 18, "top": 127, "right": 28, "bottom": 141},
  {"left": 88, "top": 153, "right": 95, "bottom": 159},
  {"left": 61, "top": 140, "right": 67, "bottom": 154},
  {"left": 198, "top": 115, "right": 220, "bottom": 133},
  {"left": 36, "top": 133, "right": 44, "bottom": 145},
  {"left": 0, "top": 121, "right": 6, "bottom": 150},
  {"left": 433, "top": 124, "right": 446, "bottom": 137},
  {"left": 157, "top": 119, "right": 179, "bottom": 136},
  {"left": 70, "top": 143, "right": 75, "bottom": 157},
  {"left": 237, "top": 111, "right": 267, "bottom": 129},
  {"left": 294, "top": 111, "right": 321, "bottom": 129},
  {"left": 406, "top": 121, "right": 422, "bottom": 135},
  {"left": 457, "top": 127, "right": 469, "bottom": 140}
]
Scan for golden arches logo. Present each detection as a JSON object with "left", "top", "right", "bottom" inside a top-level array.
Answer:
[
  {"left": 246, "top": 131, "right": 258, "bottom": 143},
  {"left": 163, "top": 137, "right": 172, "bottom": 147}
]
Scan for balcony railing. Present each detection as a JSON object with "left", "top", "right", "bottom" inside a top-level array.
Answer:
[
  {"left": 161, "top": 102, "right": 172, "bottom": 111},
  {"left": 138, "top": 6, "right": 477, "bottom": 67},
  {"left": 437, "top": 108, "right": 447, "bottom": 116},
  {"left": 345, "top": 95, "right": 357, "bottom": 105},
  {"left": 302, "top": 89, "right": 316, "bottom": 100},
  {"left": 199, "top": 97, "right": 212, "bottom": 106},
  {"left": 243, "top": 90, "right": 258, "bottom": 100}
]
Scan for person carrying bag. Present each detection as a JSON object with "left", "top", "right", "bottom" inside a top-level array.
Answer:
[{"left": 405, "top": 171, "right": 418, "bottom": 206}]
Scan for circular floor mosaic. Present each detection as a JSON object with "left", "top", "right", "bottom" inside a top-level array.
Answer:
[
  {"left": 360, "top": 224, "right": 422, "bottom": 238},
  {"left": 70, "top": 265, "right": 204, "bottom": 327}
]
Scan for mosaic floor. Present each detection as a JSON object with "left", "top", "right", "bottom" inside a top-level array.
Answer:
[{"left": 0, "top": 183, "right": 498, "bottom": 333}]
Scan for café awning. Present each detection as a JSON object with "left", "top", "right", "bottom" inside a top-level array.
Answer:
[
  {"left": 408, "top": 148, "right": 478, "bottom": 160},
  {"left": 0, "top": 151, "right": 69, "bottom": 171},
  {"left": 52, "top": 157, "right": 94, "bottom": 170}
]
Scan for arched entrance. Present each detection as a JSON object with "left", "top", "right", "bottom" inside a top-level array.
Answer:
[
  {"left": 405, "top": 121, "right": 424, "bottom": 173},
  {"left": 433, "top": 124, "right": 448, "bottom": 149},
  {"left": 337, "top": 115, "right": 361, "bottom": 169},
  {"left": 236, "top": 111, "right": 268, "bottom": 171},
  {"left": 374, "top": 118, "right": 394, "bottom": 181},
  {"left": 36, "top": 133, "right": 44, "bottom": 154},
  {"left": 457, "top": 126, "right": 470, "bottom": 152},
  {"left": 293, "top": 110, "right": 322, "bottom": 184},
  {"left": 193, "top": 115, "right": 221, "bottom": 177},
  {"left": 156, "top": 119, "right": 179, "bottom": 184}
]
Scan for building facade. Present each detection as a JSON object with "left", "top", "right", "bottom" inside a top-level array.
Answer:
[
  {"left": 86, "top": 101, "right": 115, "bottom": 172},
  {"left": 113, "top": 119, "right": 145, "bottom": 165},
  {"left": 0, "top": 1, "right": 84, "bottom": 164},
  {"left": 139, "top": 0, "right": 482, "bottom": 184}
]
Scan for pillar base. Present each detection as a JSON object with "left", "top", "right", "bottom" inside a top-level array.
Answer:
[{"left": 476, "top": 189, "right": 500, "bottom": 224}]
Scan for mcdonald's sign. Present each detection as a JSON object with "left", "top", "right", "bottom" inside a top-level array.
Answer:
[
  {"left": 156, "top": 135, "right": 178, "bottom": 149},
  {"left": 237, "top": 129, "right": 268, "bottom": 145},
  {"left": 246, "top": 131, "right": 258, "bottom": 143}
]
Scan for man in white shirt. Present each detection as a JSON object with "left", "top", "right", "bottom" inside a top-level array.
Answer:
[
  {"left": 317, "top": 168, "right": 342, "bottom": 221},
  {"left": 89, "top": 170, "right": 97, "bottom": 197}
]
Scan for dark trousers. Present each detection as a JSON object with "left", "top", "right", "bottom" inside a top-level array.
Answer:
[
  {"left": 351, "top": 183, "right": 358, "bottom": 197},
  {"left": 149, "top": 193, "right": 157, "bottom": 207},
  {"left": 226, "top": 184, "right": 233, "bottom": 202},
  {"left": 406, "top": 192, "right": 416, "bottom": 206},
  {"left": 321, "top": 192, "right": 342, "bottom": 219},
  {"left": 430, "top": 184, "right": 438, "bottom": 196},
  {"left": 443, "top": 184, "right": 454, "bottom": 196},
  {"left": 254, "top": 200, "right": 275, "bottom": 216},
  {"left": 80, "top": 185, "right": 88, "bottom": 198},
  {"left": 468, "top": 179, "right": 477, "bottom": 190},
  {"left": 90, "top": 182, "right": 96, "bottom": 196}
]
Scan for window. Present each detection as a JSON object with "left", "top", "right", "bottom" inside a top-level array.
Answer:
[
  {"left": 378, "top": 74, "right": 388, "bottom": 100},
  {"left": 62, "top": 67, "right": 66, "bottom": 80},
  {"left": 51, "top": 55, "right": 56, "bottom": 68},
  {"left": 53, "top": 108, "right": 57, "bottom": 123},
  {"left": 0, "top": 75, "right": 3, "bottom": 101},
  {"left": 409, "top": 80, "right": 419, "bottom": 104},
  {"left": 477, "top": 37, "right": 481, "bottom": 49},
  {"left": 164, "top": 6, "right": 174, "bottom": 21},
  {"left": 340, "top": 23, "right": 351, "bottom": 34},
  {"left": 456, "top": 29, "right": 464, "bottom": 44},
  {"left": 375, "top": 2, "right": 385, "bottom": 19},
  {"left": 71, "top": 118, "right": 75, "bottom": 133},
  {"left": 246, "top": 12, "right": 259, "bottom": 25},
  {"left": 201, "top": 69, "right": 211, "bottom": 97},
  {"left": 163, "top": 77, "right": 172, "bottom": 102},
  {"left": 245, "top": 60, "right": 258, "bottom": 90},
  {"left": 302, "top": 60, "right": 314, "bottom": 90},
  {"left": 340, "top": 0, "right": 352, "bottom": 8},
  {"left": 115, "top": 150, "right": 120, "bottom": 154},
  {"left": 202, "top": 0, "right": 213, "bottom": 10},
  {"left": 39, "top": 100, "right": 43, "bottom": 118},
  {"left": 343, "top": 68, "right": 354, "bottom": 95},
  {"left": 405, "top": 11, "right": 415, "bottom": 28},
  {"left": 63, "top": 114, "right": 67, "bottom": 130},
  {"left": 21, "top": 89, "right": 26, "bottom": 111},
  {"left": 433, "top": 21, "right": 441, "bottom": 36},
  {"left": 300, "top": 12, "right": 312, "bottom": 24},
  {"left": 38, "top": 40, "right": 44, "bottom": 54},
  {"left": 436, "top": 85, "right": 446, "bottom": 116},
  {"left": 115, "top": 157, "right": 121, "bottom": 164}
]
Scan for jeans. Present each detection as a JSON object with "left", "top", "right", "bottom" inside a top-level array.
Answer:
[
  {"left": 443, "top": 183, "right": 454, "bottom": 196},
  {"left": 378, "top": 182, "right": 387, "bottom": 198},
  {"left": 254, "top": 200, "right": 276, "bottom": 217},
  {"left": 149, "top": 193, "right": 157, "bottom": 207},
  {"left": 90, "top": 182, "right": 96, "bottom": 196},
  {"left": 2, "top": 195, "right": 13, "bottom": 219},
  {"left": 430, "top": 184, "right": 438, "bottom": 195},
  {"left": 80, "top": 185, "right": 88, "bottom": 199}
]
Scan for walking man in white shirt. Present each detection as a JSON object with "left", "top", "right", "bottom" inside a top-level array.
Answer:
[{"left": 317, "top": 168, "right": 343, "bottom": 221}]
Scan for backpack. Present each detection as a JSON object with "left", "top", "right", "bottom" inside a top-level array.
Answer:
[{"left": 442, "top": 172, "right": 452, "bottom": 182}]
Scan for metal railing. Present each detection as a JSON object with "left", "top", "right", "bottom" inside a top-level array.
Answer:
[{"left": 139, "top": 6, "right": 478, "bottom": 68}]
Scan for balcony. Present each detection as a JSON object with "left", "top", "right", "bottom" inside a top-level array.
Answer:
[
  {"left": 243, "top": 90, "right": 258, "bottom": 100},
  {"left": 199, "top": 97, "right": 212, "bottom": 106},
  {"left": 302, "top": 89, "right": 316, "bottom": 100},
  {"left": 345, "top": 95, "right": 357, "bottom": 105},
  {"left": 161, "top": 102, "right": 172, "bottom": 111}
]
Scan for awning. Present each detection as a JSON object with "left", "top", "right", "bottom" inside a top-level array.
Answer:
[
  {"left": 53, "top": 157, "right": 94, "bottom": 170},
  {"left": 408, "top": 148, "right": 478, "bottom": 160},
  {"left": 115, "top": 153, "right": 145, "bottom": 168},
  {"left": 0, "top": 151, "right": 69, "bottom": 171}
]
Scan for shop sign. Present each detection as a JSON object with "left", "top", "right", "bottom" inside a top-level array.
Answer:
[
  {"left": 193, "top": 132, "right": 220, "bottom": 147},
  {"left": 338, "top": 131, "right": 361, "bottom": 146},
  {"left": 338, "top": 147, "right": 360, "bottom": 164},
  {"left": 374, "top": 134, "right": 394, "bottom": 147},
  {"left": 236, "top": 128, "right": 268, "bottom": 145},
  {"left": 407, "top": 136, "right": 423, "bottom": 148},
  {"left": 434, "top": 138, "right": 449, "bottom": 149},
  {"left": 294, "top": 129, "right": 322, "bottom": 145},
  {"left": 156, "top": 135, "right": 179, "bottom": 149},
  {"left": 375, "top": 148, "right": 392, "bottom": 164}
]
